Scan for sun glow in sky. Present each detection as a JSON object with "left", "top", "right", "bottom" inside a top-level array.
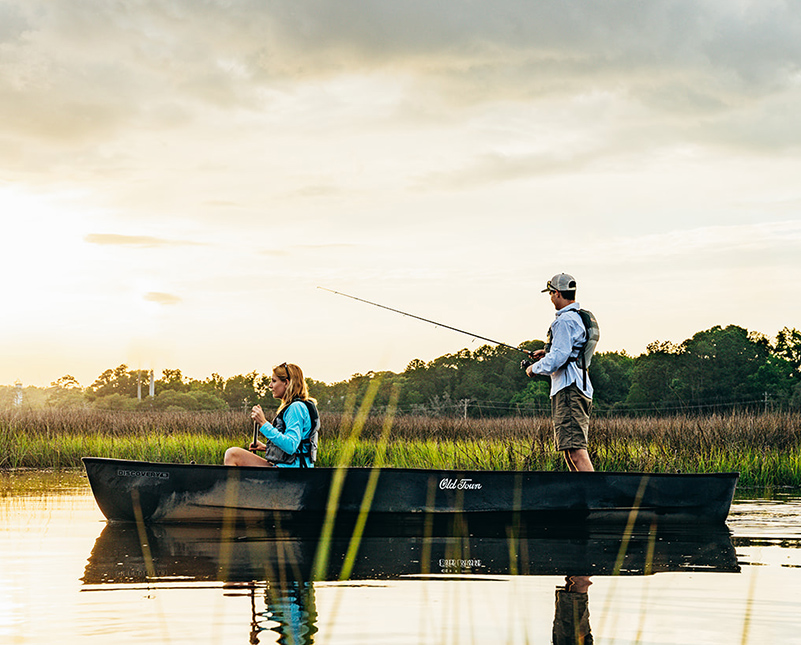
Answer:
[{"left": 2, "top": 1, "right": 801, "bottom": 388}]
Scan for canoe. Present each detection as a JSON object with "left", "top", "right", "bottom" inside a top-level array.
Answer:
[{"left": 82, "top": 457, "right": 738, "bottom": 526}]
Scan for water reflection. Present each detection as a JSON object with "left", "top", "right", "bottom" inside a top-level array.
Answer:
[
  {"left": 553, "top": 575, "right": 593, "bottom": 645},
  {"left": 221, "top": 581, "right": 317, "bottom": 645},
  {"left": 82, "top": 520, "right": 739, "bottom": 584},
  {"left": 81, "top": 518, "right": 738, "bottom": 643}
]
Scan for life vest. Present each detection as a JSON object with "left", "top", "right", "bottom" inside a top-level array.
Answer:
[
  {"left": 263, "top": 399, "right": 320, "bottom": 468},
  {"left": 545, "top": 307, "right": 600, "bottom": 390}
]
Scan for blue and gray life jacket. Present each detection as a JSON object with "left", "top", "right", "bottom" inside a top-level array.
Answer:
[
  {"left": 263, "top": 399, "right": 320, "bottom": 468},
  {"left": 545, "top": 308, "right": 600, "bottom": 390}
]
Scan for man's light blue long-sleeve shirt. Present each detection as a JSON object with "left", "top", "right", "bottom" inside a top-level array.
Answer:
[
  {"left": 530, "top": 302, "right": 593, "bottom": 399},
  {"left": 259, "top": 401, "right": 313, "bottom": 468}
]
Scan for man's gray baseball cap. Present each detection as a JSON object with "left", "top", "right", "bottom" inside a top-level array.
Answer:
[{"left": 542, "top": 273, "right": 577, "bottom": 293}]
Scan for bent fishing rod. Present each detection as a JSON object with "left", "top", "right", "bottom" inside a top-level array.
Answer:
[{"left": 318, "top": 287, "right": 534, "bottom": 358}]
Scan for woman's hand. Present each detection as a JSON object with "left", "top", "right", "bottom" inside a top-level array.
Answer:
[{"left": 251, "top": 404, "right": 267, "bottom": 427}]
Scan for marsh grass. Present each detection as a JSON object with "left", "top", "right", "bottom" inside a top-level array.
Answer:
[
  {"left": 0, "top": 407, "right": 245, "bottom": 469},
  {"left": 2, "top": 407, "right": 800, "bottom": 486}
]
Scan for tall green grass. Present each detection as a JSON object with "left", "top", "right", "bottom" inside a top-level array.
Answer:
[{"left": 2, "top": 407, "right": 800, "bottom": 487}]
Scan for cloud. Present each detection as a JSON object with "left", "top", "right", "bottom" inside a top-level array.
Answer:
[
  {"left": 205, "top": 200, "right": 242, "bottom": 208},
  {"left": 592, "top": 220, "right": 801, "bottom": 263},
  {"left": 144, "top": 292, "right": 182, "bottom": 306},
  {"left": 417, "top": 148, "right": 603, "bottom": 190},
  {"left": 3, "top": 1, "right": 800, "bottom": 141},
  {"left": 84, "top": 234, "right": 202, "bottom": 248},
  {"left": 257, "top": 242, "right": 360, "bottom": 259},
  {"left": 291, "top": 184, "right": 344, "bottom": 198}
]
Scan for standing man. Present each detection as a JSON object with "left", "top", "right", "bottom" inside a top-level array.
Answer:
[{"left": 523, "top": 273, "right": 595, "bottom": 472}]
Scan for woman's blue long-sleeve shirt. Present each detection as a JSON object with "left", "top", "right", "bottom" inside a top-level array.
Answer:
[{"left": 259, "top": 401, "right": 313, "bottom": 468}]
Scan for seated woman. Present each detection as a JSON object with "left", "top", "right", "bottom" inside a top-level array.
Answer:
[{"left": 224, "top": 362, "right": 319, "bottom": 468}]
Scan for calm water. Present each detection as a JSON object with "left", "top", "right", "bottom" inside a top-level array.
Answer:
[{"left": 2, "top": 470, "right": 801, "bottom": 644}]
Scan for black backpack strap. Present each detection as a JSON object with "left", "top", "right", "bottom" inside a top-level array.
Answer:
[
  {"left": 562, "top": 310, "right": 588, "bottom": 389},
  {"left": 296, "top": 400, "right": 319, "bottom": 468}
]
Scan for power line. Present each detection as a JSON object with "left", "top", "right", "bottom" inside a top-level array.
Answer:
[{"left": 319, "top": 396, "right": 777, "bottom": 417}]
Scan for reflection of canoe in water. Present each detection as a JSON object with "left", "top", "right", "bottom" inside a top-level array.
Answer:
[
  {"left": 82, "top": 457, "right": 738, "bottom": 526},
  {"left": 81, "top": 519, "right": 739, "bottom": 585}
]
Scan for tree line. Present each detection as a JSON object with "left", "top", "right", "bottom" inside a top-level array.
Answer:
[
  {"left": 3, "top": 324, "right": 800, "bottom": 416},
  {"left": 313, "top": 325, "right": 801, "bottom": 416}
]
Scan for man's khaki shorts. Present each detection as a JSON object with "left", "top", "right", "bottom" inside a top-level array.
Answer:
[{"left": 551, "top": 384, "right": 592, "bottom": 451}]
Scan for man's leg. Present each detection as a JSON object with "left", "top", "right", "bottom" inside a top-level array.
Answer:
[
  {"left": 564, "top": 448, "right": 594, "bottom": 472},
  {"left": 553, "top": 385, "right": 594, "bottom": 472}
]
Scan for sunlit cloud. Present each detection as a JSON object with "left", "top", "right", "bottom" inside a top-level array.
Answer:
[
  {"left": 204, "top": 199, "right": 242, "bottom": 207},
  {"left": 593, "top": 221, "right": 801, "bottom": 262},
  {"left": 144, "top": 292, "right": 182, "bottom": 306},
  {"left": 84, "top": 234, "right": 203, "bottom": 248},
  {"left": 2, "top": 1, "right": 800, "bottom": 154},
  {"left": 291, "top": 185, "right": 344, "bottom": 198},
  {"left": 258, "top": 242, "right": 359, "bottom": 256}
]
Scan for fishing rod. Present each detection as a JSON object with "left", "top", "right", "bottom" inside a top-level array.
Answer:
[{"left": 318, "top": 287, "right": 534, "bottom": 358}]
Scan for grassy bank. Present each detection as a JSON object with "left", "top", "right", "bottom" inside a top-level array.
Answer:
[{"left": 1, "top": 407, "right": 800, "bottom": 488}]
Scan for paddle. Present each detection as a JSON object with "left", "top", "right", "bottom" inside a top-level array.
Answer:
[{"left": 250, "top": 419, "right": 259, "bottom": 452}]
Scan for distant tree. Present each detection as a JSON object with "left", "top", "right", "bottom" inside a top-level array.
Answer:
[
  {"left": 149, "top": 390, "right": 225, "bottom": 411},
  {"left": 305, "top": 377, "right": 330, "bottom": 403},
  {"left": 86, "top": 365, "right": 149, "bottom": 400},
  {"left": 186, "top": 373, "right": 226, "bottom": 396},
  {"left": 0, "top": 385, "right": 47, "bottom": 408},
  {"left": 0, "top": 386, "right": 14, "bottom": 408},
  {"left": 510, "top": 379, "right": 551, "bottom": 414},
  {"left": 157, "top": 369, "right": 189, "bottom": 392},
  {"left": 394, "top": 343, "right": 536, "bottom": 417},
  {"left": 680, "top": 326, "right": 773, "bottom": 406},
  {"left": 589, "top": 351, "right": 635, "bottom": 411},
  {"left": 191, "top": 390, "right": 228, "bottom": 411},
  {"left": 790, "top": 383, "right": 801, "bottom": 410},
  {"left": 57, "top": 323, "right": 801, "bottom": 417},
  {"left": 775, "top": 327, "right": 801, "bottom": 375},
  {"left": 93, "top": 393, "right": 138, "bottom": 411},
  {"left": 87, "top": 365, "right": 132, "bottom": 400},
  {"left": 456, "top": 345, "right": 524, "bottom": 417},
  {"left": 51, "top": 375, "right": 82, "bottom": 390},
  {"left": 625, "top": 327, "right": 794, "bottom": 413},
  {"left": 47, "top": 375, "right": 87, "bottom": 408},
  {"left": 750, "top": 355, "right": 795, "bottom": 407},
  {"left": 151, "top": 390, "right": 199, "bottom": 411},
  {"left": 626, "top": 341, "right": 683, "bottom": 411},
  {"left": 221, "top": 371, "right": 262, "bottom": 411}
]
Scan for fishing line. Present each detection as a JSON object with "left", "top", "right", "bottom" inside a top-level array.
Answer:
[{"left": 318, "top": 286, "right": 533, "bottom": 358}]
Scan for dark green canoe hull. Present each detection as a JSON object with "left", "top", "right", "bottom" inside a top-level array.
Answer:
[{"left": 83, "top": 457, "right": 738, "bottom": 526}]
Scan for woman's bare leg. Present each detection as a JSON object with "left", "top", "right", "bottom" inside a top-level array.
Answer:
[{"left": 224, "top": 447, "right": 275, "bottom": 467}]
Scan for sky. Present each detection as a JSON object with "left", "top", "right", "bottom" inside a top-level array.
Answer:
[{"left": 2, "top": 0, "right": 801, "bottom": 388}]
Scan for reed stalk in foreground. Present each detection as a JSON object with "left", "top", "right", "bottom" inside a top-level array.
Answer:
[{"left": 1, "top": 408, "right": 800, "bottom": 487}]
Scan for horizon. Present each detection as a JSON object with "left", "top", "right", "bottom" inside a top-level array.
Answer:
[{"left": 2, "top": 318, "right": 794, "bottom": 390}]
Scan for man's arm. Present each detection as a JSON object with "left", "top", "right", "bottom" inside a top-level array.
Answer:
[{"left": 527, "top": 318, "right": 576, "bottom": 377}]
